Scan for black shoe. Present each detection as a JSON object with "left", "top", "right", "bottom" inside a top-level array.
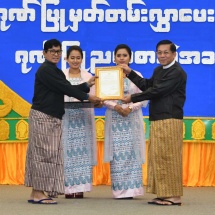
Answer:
[
  {"left": 65, "top": 194, "right": 75, "bottom": 199},
  {"left": 117, "top": 197, "right": 133, "bottom": 200},
  {"left": 74, "top": 192, "right": 84, "bottom": 199}
]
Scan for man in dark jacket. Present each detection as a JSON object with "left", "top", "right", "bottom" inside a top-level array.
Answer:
[
  {"left": 25, "top": 39, "right": 101, "bottom": 204},
  {"left": 121, "top": 40, "right": 187, "bottom": 206}
]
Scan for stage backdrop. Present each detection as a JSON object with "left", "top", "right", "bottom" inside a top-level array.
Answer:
[{"left": 0, "top": 0, "right": 215, "bottom": 117}]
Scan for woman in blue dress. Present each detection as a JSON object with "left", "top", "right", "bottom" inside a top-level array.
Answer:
[
  {"left": 62, "top": 46, "right": 97, "bottom": 199},
  {"left": 104, "top": 44, "right": 148, "bottom": 199}
]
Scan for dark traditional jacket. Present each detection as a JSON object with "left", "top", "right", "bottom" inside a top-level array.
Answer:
[
  {"left": 128, "top": 61, "right": 187, "bottom": 121},
  {"left": 32, "top": 60, "right": 89, "bottom": 119}
]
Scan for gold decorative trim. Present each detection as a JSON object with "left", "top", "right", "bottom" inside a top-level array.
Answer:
[
  {"left": 16, "top": 120, "right": 28, "bottom": 140},
  {"left": 192, "top": 119, "right": 206, "bottom": 140},
  {"left": 0, "top": 140, "right": 28, "bottom": 143},
  {"left": 212, "top": 122, "right": 215, "bottom": 140},
  {"left": 0, "top": 120, "right": 10, "bottom": 140},
  {"left": 0, "top": 98, "right": 12, "bottom": 117},
  {"left": 0, "top": 81, "right": 31, "bottom": 117},
  {"left": 184, "top": 116, "right": 215, "bottom": 120},
  {"left": 0, "top": 117, "right": 29, "bottom": 120},
  {"left": 95, "top": 118, "right": 105, "bottom": 139},
  {"left": 183, "top": 140, "right": 215, "bottom": 143},
  {"left": 183, "top": 122, "right": 185, "bottom": 138},
  {"left": 144, "top": 121, "right": 146, "bottom": 134}
]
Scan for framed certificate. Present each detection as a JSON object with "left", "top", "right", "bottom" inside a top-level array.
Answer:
[{"left": 95, "top": 66, "right": 124, "bottom": 100}]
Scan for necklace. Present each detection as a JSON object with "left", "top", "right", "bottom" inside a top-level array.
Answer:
[{"left": 69, "top": 69, "right": 81, "bottom": 78}]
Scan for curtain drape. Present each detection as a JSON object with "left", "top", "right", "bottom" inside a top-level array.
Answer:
[{"left": 0, "top": 141, "right": 215, "bottom": 186}]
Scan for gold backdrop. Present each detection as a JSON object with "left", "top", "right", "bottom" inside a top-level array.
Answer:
[{"left": 0, "top": 80, "right": 215, "bottom": 186}]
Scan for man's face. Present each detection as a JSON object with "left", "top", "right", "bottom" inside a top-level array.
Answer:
[
  {"left": 156, "top": 44, "right": 176, "bottom": 66},
  {"left": 43, "top": 46, "right": 62, "bottom": 64}
]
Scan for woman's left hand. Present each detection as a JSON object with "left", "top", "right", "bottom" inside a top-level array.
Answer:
[{"left": 122, "top": 107, "right": 132, "bottom": 117}]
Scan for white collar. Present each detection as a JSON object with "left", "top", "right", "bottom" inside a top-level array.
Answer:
[{"left": 163, "top": 59, "right": 176, "bottom": 69}]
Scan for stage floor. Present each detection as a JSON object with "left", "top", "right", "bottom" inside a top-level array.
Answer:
[{"left": 0, "top": 185, "right": 214, "bottom": 215}]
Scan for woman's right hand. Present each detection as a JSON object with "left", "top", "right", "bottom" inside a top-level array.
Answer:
[{"left": 114, "top": 104, "right": 124, "bottom": 116}]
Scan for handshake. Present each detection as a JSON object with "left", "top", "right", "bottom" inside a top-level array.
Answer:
[{"left": 88, "top": 94, "right": 103, "bottom": 107}]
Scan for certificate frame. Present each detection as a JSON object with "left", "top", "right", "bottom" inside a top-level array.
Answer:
[{"left": 95, "top": 66, "right": 124, "bottom": 100}]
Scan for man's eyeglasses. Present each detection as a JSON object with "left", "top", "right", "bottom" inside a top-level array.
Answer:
[{"left": 46, "top": 49, "right": 62, "bottom": 55}]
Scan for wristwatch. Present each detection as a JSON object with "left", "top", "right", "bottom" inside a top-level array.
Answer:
[{"left": 128, "top": 106, "right": 132, "bottom": 112}]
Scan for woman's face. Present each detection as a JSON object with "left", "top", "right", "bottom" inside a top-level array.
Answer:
[
  {"left": 67, "top": 50, "right": 82, "bottom": 70},
  {"left": 114, "top": 48, "right": 131, "bottom": 65}
]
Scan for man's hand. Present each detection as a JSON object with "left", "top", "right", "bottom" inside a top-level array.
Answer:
[
  {"left": 121, "top": 95, "right": 132, "bottom": 104},
  {"left": 87, "top": 76, "right": 98, "bottom": 87},
  {"left": 118, "top": 64, "right": 132, "bottom": 75},
  {"left": 94, "top": 101, "right": 103, "bottom": 108},
  {"left": 88, "top": 94, "right": 101, "bottom": 105}
]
